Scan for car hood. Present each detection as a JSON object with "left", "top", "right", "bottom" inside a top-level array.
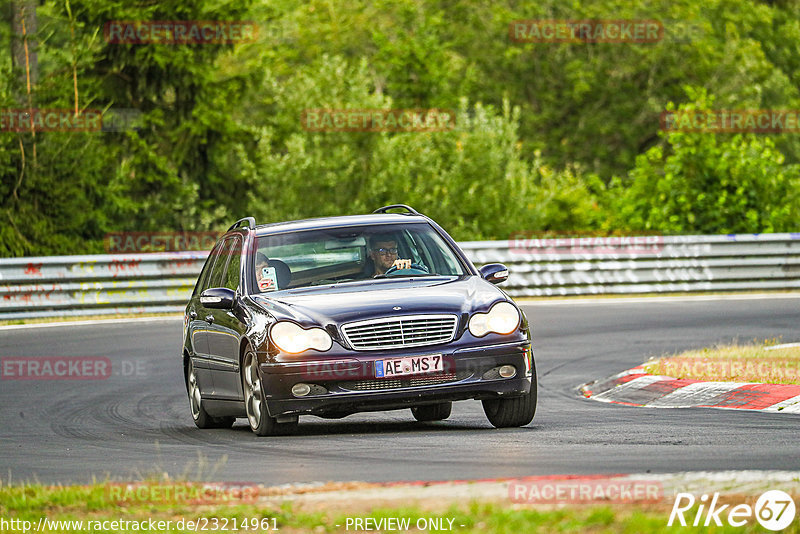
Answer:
[{"left": 251, "top": 276, "right": 508, "bottom": 327}]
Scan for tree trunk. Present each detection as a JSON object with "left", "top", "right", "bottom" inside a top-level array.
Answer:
[{"left": 10, "top": 0, "right": 38, "bottom": 94}]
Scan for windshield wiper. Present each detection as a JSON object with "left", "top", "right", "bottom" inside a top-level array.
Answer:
[{"left": 373, "top": 273, "right": 439, "bottom": 279}]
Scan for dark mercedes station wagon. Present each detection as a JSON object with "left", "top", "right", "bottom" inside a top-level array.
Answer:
[{"left": 182, "top": 205, "right": 536, "bottom": 435}]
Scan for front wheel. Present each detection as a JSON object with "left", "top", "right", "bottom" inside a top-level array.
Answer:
[
  {"left": 411, "top": 402, "right": 452, "bottom": 422},
  {"left": 186, "top": 359, "right": 234, "bottom": 429},
  {"left": 242, "top": 347, "right": 297, "bottom": 436},
  {"left": 482, "top": 378, "right": 537, "bottom": 428}
]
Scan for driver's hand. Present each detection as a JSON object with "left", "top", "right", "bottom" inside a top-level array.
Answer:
[{"left": 392, "top": 258, "right": 412, "bottom": 270}]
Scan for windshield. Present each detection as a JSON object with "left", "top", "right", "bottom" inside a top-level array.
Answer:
[{"left": 252, "top": 223, "right": 468, "bottom": 292}]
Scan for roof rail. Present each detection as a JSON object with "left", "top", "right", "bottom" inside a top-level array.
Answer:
[
  {"left": 227, "top": 217, "right": 256, "bottom": 232},
  {"left": 372, "top": 204, "right": 421, "bottom": 215}
]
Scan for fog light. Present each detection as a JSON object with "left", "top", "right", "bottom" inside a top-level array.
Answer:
[
  {"left": 498, "top": 365, "right": 516, "bottom": 378},
  {"left": 292, "top": 383, "right": 311, "bottom": 397}
]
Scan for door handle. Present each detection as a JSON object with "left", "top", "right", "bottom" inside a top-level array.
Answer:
[{"left": 205, "top": 314, "right": 214, "bottom": 324}]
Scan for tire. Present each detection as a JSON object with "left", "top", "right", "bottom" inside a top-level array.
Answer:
[
  {"left": 242, "top": 347, "right": 297, "bottom": 436},
  {"left": 186, "top": 359, "right": 235, "bottom": 429},
  {"left": 411, "top": 402, "right": 452, "bottom": 422},
  {"left": 482, "top": 376, "right": 537, "bottom": 428}
]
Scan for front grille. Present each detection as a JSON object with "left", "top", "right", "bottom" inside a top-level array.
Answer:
[
  {"left": 341, "top": 314, "right": 458, "bottom": 351},
  {"left": 339, "top": 370, "right": 471, "bottom": 391}
]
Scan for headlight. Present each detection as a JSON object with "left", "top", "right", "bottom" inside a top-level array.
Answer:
[
  {"left": 270, "top": 321, "right": 333, "bottom": 353},
  {"left": 468, "top": 301, "right": 520, "bottom": 337}
]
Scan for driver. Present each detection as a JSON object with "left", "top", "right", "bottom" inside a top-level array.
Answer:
[{"left": 369, "top": 234, "right": 411, "bottom": 276}]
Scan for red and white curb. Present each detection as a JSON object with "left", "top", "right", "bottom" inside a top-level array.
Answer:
[{"left": 580, "top": 364, "right": 800, "bottom": 413}]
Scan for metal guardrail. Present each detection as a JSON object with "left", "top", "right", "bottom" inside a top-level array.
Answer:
[
  {"left": 1, "top": 233, "right": 799, "bottom": 320},
  {"left": 462, "top": 232, "right": 800, "bottom": 296},
  {"left": 0, "top": 253, "right": 207, "bottom": 320}
]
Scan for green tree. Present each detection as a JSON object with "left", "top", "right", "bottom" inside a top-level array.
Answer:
[
  {"left": 238, "top": 55, "right": 604, "bottom": 240},
  {"left": 610, "top": 94, "right": 800, "bottom": 234}
]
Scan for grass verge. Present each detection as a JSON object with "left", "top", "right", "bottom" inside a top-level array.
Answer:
[{"left": 5, "top": 480, "right": 797, "bottom": 533}]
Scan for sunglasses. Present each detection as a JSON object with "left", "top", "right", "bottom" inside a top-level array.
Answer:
[{"left": 373, "top": 247, "right": 398, "bottom": 255}]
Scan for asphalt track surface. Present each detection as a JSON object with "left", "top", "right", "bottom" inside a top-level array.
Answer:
[{"left": 1, "top": 295, "right": 799, "bottom": 485}]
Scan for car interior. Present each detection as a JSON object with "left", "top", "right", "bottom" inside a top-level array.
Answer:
[{"left": 253, "top": 225, "right": 465, "bottom": 292}]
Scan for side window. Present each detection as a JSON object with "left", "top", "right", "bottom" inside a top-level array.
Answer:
[
  {"left": 207, "top": 238, "right": 233, "bottom": 290},
  {"left": 193, "top": 240, "right": 225, "bottom": 296},
  {"left": 223, "top": 238, "right": 242, "bottom": 291}
]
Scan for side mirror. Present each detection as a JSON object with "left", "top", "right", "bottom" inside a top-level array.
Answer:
[
  {"left": 479, "top": 263, "right": 509, "bottom": 285},
  {"left": 200, "top": 287, "right": 235, "bottom": 309}
]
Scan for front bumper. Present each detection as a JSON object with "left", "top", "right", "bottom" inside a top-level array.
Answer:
[{"left": 259, "top": 341, "right": 533, "bottom": 416}]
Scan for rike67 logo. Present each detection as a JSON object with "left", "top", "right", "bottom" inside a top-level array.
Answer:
[{"left": 669, "top": 490, "right": 796, "bottom": 531}]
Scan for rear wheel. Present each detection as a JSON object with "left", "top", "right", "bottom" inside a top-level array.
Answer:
[
  {"left": 482, "top": 378, "right": 537, "bottom": 428},
  {"left": 242, "top": 347, "right": 297, "bottom": 436},
  {"left": 186, "top": 359, "right": 234, "bottom": 429},
  {"left": 411, "top": 402, "right": 452, "bottom": 422}
]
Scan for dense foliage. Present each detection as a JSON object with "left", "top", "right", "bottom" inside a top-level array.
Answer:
[{"left": 2, "top": 0, "right": 799, "bottom": 255}]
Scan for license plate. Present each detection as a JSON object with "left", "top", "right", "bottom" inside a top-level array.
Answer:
[{"left": 375, "top": 354, "right": 443, "bottom": 378}]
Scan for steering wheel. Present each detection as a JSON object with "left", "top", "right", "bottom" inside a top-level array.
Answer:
[{"left": 383, "top": 262, "right": 430, "bottom": 277}]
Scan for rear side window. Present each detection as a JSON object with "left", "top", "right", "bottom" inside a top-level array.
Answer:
[
  {"left": 223, "top": 238, "right": 243, "bottom": 291},
  {"left": 193, "top": 239, "right": 226, "bottom": 296},
  {"left": 205, "top": 238, "right": 234, "bottom": 291}
]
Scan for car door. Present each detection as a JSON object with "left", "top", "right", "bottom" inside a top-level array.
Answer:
[
  {"left": 195, "top": 236, "right": 235, "bottom": 396},
  {"left": 205, "top": 236, "right": 246, "bottom": 400},
  {"left": 188, "top": 240, "right": 227, "bottom": 396}
]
